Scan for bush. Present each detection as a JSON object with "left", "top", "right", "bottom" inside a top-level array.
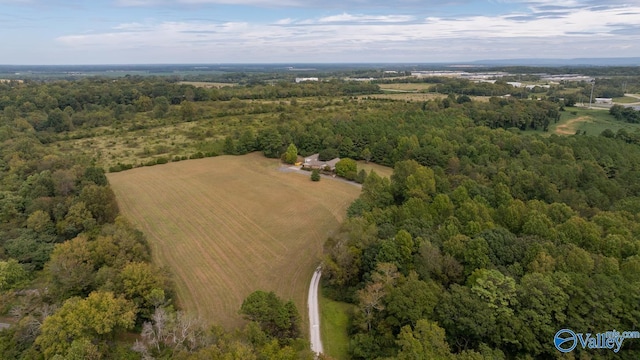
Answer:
[
  {"left": 311, "top": 169, "right": 321, "bottom": 182},
  {"left": 109, "top": 163, "right": 133, "bottom": 173},
  {"left": 356, "top": 169, "right": 367, "bottom": 184},
  {"left": 335, "top": 158, "right": 357, "bottom": 178},
  {"left": 319, "top": 148, "right": 339, "bottom": 161}
]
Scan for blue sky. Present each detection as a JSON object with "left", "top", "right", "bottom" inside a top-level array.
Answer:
[{"left": 1, "top": 0, "right": 639, "bottom": 64}]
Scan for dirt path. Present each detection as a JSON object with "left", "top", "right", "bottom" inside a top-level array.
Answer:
[
  {"left": 308, "top": 267, "right": 323, "bottom": 355},
  {"left": 555, "top": 116, "right": 592, "bottom": 135}
]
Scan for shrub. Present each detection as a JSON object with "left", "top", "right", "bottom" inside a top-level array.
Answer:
[{"left": 311, "top": 169, "right": 321, "bottom": 182}]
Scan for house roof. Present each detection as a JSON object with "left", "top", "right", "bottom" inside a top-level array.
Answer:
[{"left": 304, "top": 153, "right": 340, "bottom": 168}]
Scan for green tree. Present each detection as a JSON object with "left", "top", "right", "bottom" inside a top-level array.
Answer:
[
  {"left": 82, "top": 167, "right": 108, "bottom": 186},
  {"left": 115, "top": 262, "right": 166, "bottom": 319},
  {"left": 258, "top": 128, "right": 283, "bottom": 158},
  {"left": 361, "top": 171, "right": 393, "bottom": 208},
  {"left": 134, "top": 95, "right": 153, "bottom": 112},
  {"left": 391, "top": 160, "right": 422, "bottom": 203},
  {"left": 46, "top": 108, "right": 72, "bottom": 132},
  {"left": 26, "top": 210, "right": 54, "bottom": 235},
  {"left": 361, "top": 147, "right": 372, "bottom": 163},
  {"left": 180, "top": 100, "right": 196, "bottom": 121},
  {"left": 335, "top": 158, "right": 357, "bottom": 180},
  {"left": 79, "top": 185, "right": 119, "bottom": 224},
  {"left": 318, "top": 148, "right": 339, "bottom": 161},
  {"left": 152, "top": 96, "right": 170, "bottom": 119},
  {"left": 386, "top": 272, "right": 440, "bottom": 330},
  {"left": 406, "top": 166, "right": 436, "bottom": 200},
  {"left": 283, "top": 143, "right": 298, "bottom": 164},
  {"left": 237, "top": 129, "right": 257, "bottom": 154},
  {"left": 396, "top": 319, "right": 453, "bottom": 360},
  {"left": 223, "top": 136, "right": 236, "bottom": 155},
  {"left": 0, "top": 259, "right": 28, "bottom": 290},
  {"left": 311, "top": 169, "right": 321, "bottom": 182},
  {"left": 356, "top": 169, "right": 367, "bottom": 184},
  {"left": 239, "top": 291, "right": 300, "bottom": 341},
  {"left": 35, "top": 291, "right": 137, "bottom": 359},
  {"left": 56, "top": 201, "right": 96, "bottom": 239},
  {"left": 46, "top": 236, "right": 95, "bottom": 298}
]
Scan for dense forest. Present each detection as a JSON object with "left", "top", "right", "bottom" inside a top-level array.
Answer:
[{"left": 1, "top": 72, "right": 640, "bottom": 359}]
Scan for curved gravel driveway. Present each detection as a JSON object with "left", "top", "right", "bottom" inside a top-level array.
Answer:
[{"left": 308, "top": 267, "right": 324, "bottom": 355}]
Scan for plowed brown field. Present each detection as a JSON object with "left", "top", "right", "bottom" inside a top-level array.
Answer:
[{"left": 107, "top": 153, "right": 361, "bottom": 329}]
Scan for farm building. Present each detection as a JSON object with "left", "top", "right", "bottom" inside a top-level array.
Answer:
[
  {"left": 295, "top": 77, "right": 319, "bottom": 83},
  {"left": 302, "top": 154, "right": 340, "bottom": 171}
]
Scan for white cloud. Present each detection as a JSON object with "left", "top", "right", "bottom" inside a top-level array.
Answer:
[
  {"left": 54, "top": 6, "right": 640, "bottom": 63},
  {"left": 317, "top": 13, "right": 415, "bottom": 23},
  {"left": 114, "top": 0, "right": 469, "bottom": 8}
]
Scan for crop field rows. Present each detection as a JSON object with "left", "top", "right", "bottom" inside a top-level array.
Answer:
[{"left": 107, "top": 153, "right": 361, "bottom": 328}]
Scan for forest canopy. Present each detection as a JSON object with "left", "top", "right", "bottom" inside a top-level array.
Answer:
[{"left": 1, "top": 73, "right": 640, "bottom": 359}]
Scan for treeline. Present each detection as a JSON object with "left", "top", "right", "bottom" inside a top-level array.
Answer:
[
  {"left": 0, "top": 78, "right": 379, "bottom": 134},
  {"left": 235, "top": 96, "right": 562, "bottom": 166},
  {"left": 0, "top": 85, "right": 315, "bottom": 358},
  {"left": 208, "top": 82, "right": 640, "bottom": 358},
  {"left": 610, "top": 104, "right": 640, "bottom": 123},
  {"left": 309, "top": 116, "right": 640, "bottom": 357}
]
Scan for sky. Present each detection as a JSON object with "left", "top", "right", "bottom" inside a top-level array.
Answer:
[{"left": 1, "top": 0, "right": 639, "bottom": 64}]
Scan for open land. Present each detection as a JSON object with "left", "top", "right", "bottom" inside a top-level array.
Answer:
[
  {"left": 548, "top": 107, "right": 640, "bottom": 136},
  {"left": 178, "top": 81, "right": 238, "bottom": 88},
  {"left": 107, "top": 153, "right": 361, "bottom": 329},
  {"left": 319, "top": 289, "right": 353, "bottom": 360}
]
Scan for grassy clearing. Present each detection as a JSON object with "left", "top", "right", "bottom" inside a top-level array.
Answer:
[
  {"left": 613, "top": 96, "right": 640, "bottom": 104},
  {"left": 378, "top": 83, "right": 434, "bottom": 92},
  {"left": 319, "top": 288, "right": 352, "bottom": 360},
  {"left": 357, "top": 161, "right": 393, "bottom": 178},
  {"left": 179, "top": 81, "right": 238, "bottom": 88},
  {"left": 549, "top": 107, "right": 640, "bottom": 136},
  {"left": 360, "top": 93, "right": 446, "bottom": 102},
  {"left": 107, "top": 153, "right": 361, "bottom": 329},
  {"left": 522, "top": 106, "right": 640, "bottom": 137}
]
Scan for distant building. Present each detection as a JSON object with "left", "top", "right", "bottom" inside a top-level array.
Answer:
[
  {"left": 412, "top": 71, "right": 467, "bottom": 78},
  {"left": 473, "top": 79, "right": 497, "bottom": 84},
  {"left": 540, "top": 74, "right": 593, "bottom": 82},
  {"left": 525, "top": 84, "right": 550, "bottom": 90},
  {"left": 295, "top": 77, "right": 319, "bottom": 83},
  {"left": 595, "top": 98, "right": 613, "bottom": 104},
  {"left": 507, "top": 82, "right": 522, "bottom": 88}
]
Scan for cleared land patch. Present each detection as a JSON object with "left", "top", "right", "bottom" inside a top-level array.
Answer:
[
  {"left": 107, "top": 153, "right": 361, "bottom": 329},
  {"left": 357, "top": 161, "right": 394, "bottom": 178},
  {"left": 178, "top": 81, "right": 238, "bottom": 88},
  {"left": 555, "top": 116, "right": 592, "bottom": 135},
  {"left": 378, "top": 83, "right": 434, "bottom": 92}
]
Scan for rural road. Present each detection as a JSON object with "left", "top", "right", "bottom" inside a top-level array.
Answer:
[{"left": 308, "top": 267, "right": 324, "bottom": 355}]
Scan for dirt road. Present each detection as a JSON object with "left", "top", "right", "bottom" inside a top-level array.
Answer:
[{"left": 308, "top": 267, "right": 324, "bottom": 355}]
